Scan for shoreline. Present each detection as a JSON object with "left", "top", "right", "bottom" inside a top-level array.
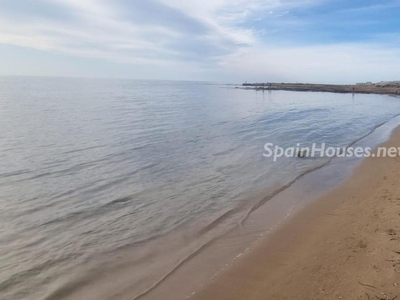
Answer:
[
  {"left": 40, "top": 93, "right": 400, "bottom": 300},
  {"left": 241, "top": 82, "right": 400, "bottom": 96},
  {"left": 124, "top": 107, "right": 400, "bottom": 300},
  {"left": 34, "top": 90, "right": 400, "bottom": 300},
  {"left": 191, "top": 126, "right": 400, "bottom": 300}
]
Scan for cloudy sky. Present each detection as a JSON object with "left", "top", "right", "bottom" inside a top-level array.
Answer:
[{"left": 1, "top": 0, "right": 400, "bottom": 83}]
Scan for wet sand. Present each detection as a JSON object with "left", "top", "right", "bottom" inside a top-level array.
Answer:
[{"left": 191, "top": 127, "right": 400, "bottom": 300}]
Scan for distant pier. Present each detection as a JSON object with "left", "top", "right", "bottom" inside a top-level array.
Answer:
[{"left": 241, "top": 82, "right": 400, "bottom": 96}]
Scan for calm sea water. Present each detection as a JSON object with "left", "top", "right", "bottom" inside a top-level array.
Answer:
[{"left": 1, "top": 77, "right": 400, "bottom": 299}]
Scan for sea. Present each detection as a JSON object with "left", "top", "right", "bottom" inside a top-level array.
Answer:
[{"left": 1, "top": 77, "right": 400, "bottom": 300}]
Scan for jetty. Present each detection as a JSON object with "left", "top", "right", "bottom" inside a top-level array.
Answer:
[{"left": 242, "top": 81, "right": 400, "bottom": 95}]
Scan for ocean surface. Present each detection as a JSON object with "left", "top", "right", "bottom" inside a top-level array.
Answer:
[{"left": 1, "top": 77, "right": 400, "bottom": 300}]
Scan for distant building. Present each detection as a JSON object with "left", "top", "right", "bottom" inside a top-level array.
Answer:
[
  {"left": 356, "top": 81, "right": 400, "bottom": 87},
  {"left": 356, "top": 82, "right": 374, "bottom": 86},
  {"left": 376, "top": 81, "right": 400, "bottom": 87}
]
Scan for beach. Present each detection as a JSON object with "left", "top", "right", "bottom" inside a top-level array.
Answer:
[
  {"left": 2, "top": 2, "right": 400, "bottom": 300},
  {"left": 191, "top": 127, "right": 400, "bottom": 300},
  {"left": 2, "top": 78, "right": 400, "bottom": 300}
]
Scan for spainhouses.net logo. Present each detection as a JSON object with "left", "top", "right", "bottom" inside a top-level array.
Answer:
[{"left": 263, "top": 143, "right": 400, "bottom": 162}]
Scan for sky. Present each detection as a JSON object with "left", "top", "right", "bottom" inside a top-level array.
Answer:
[{"left": 0, "top": 0, "right": 400, "bottom": 83}]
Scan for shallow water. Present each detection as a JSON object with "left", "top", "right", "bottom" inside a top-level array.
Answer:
[{"left": 1, "top": 77, "right": 400, "bottom": 299}]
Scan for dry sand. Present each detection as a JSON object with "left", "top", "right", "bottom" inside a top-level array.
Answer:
[{"left": 192, "top": 128, "right": 400, "bottom": 300}]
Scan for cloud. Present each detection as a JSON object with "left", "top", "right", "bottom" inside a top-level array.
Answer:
[
  {"left": 218, "top": 43, "right": 400, "bottom": 83},
  {"left": 159, "top": 0, "right": 320, "bottom": 45},
  {"left": 0, "top": 0, "right": 320, "bottom": 64},
  {"left": 0, "top": 0, "right": 400, "bottom": 82},
  {"left": 0, "top": 1, "right": 233, "bottom": 64}
]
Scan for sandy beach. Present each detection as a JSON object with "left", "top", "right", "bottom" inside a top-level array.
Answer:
[{"left": 192, "top": 128, "right": 400, "bottom": 300}]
